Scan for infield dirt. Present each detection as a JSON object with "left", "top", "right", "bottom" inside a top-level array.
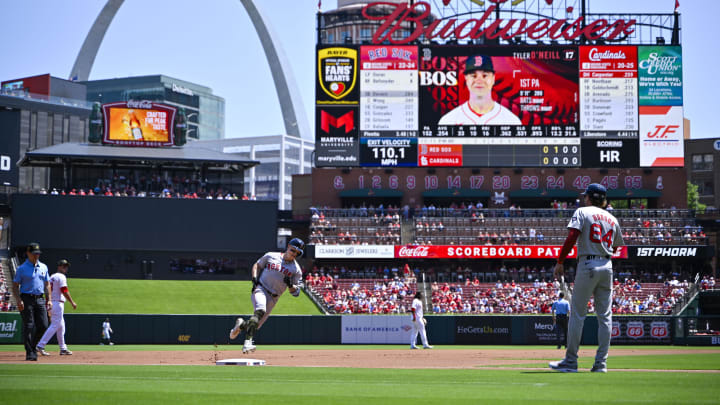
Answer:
[{"left": 1, "top": 348, "right": 718, "bottom": 371}]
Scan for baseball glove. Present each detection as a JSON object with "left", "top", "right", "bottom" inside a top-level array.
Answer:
[
  {"left": 422, "top": 318, "right": 427, "bottom": 326},
  {"left": 283, "top": 275, "right": 294, "bottom": 288}
]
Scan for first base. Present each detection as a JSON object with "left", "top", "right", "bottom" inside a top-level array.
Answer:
[{"left": 216, "top": 358, "right": 266, "bottom": 366}]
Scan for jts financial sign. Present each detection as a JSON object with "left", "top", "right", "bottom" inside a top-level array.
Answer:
[{"left": 361, "top": 1, "right": 636, "bottom": 44}]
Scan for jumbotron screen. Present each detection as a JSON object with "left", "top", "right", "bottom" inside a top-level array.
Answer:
[
  {"left": 102, "top": 101, "right": 176, "bottom": 147},
  {"left": 315, "top": 45, "right": 684, "bottom": 168}
]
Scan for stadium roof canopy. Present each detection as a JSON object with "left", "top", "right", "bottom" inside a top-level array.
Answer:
[{"left": 19, "top": 142, "right": 260, "bottom": 172}]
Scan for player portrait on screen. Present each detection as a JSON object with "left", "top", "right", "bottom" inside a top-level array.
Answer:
[{"left": 438, "top": 54, "right": 522, "bottom": 126}]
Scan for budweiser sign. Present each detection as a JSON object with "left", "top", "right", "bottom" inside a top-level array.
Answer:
[
  {"left": 362, "top": 1, "right": 636, "bottom": 44},
  {"left": 397, "top": 246, "right": 430, "bottom": 258}
]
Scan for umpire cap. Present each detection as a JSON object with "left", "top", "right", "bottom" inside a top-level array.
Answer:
[
  {"left": 582, "top": 183, "right": 607, "bottom": 199},
  {"left": 27, "top": 242, "right": 42, "bottom": 254},
  {"left": 288, "top": 238, "right": 305, "bottom": 256},
  {"left": 463, "top": 54, "right": 495, "bottom": 74}
]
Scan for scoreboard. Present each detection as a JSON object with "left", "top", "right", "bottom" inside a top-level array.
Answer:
[{"left": 315, "top": 45, "right": 684, "bottom": 168}]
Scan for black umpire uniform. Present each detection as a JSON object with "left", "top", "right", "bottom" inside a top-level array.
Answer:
[{"left": 12, "top": 243, "right": 51, "bottom": 361}]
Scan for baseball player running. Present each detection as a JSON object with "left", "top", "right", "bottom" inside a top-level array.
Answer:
[
  {"left": 36, "top": 259, "right": 77, "bottom": 356},
  {"left": 229, "top": 238, "right": 304, "bottom": 354},
  {"left": 410, "top": 292, "right": 432, "bottom": 349},
  {"left": 549, "top": 183, "right": 623, "bottom": 373}
]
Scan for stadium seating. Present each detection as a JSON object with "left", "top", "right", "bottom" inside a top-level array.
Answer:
[
  {"left": 308, "top": 206, "right": 708, "bottom": 246},
  {"left": 305, "top": 273, "right": 688, "bottom": 315},
  {"left": 305, "top": 275, "right": 416, "bottom": 314}
]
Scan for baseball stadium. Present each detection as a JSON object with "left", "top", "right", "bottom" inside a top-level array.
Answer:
[{"left": 1, "top": 1, "right": 719, "bottom": 404}]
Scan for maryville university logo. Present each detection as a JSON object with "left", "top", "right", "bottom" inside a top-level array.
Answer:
[
  {"left": 318, "top": 47, "right": 357, "bottom": 100},
  {"left": 626, "top": 321, "right": 645, "bottom": 339},
  {"left": 397, "top": 246, "right": 430, "bottom": 258},
  {"left": 650, "top": 322, "right": 668, "bottom": 339},
  {"left": 320, "top": 110, "right": 354, "bottom": 133}
]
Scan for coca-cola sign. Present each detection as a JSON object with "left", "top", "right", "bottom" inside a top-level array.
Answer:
[
  {"left": 397, "top": 246, "right": 431, "bottom": 258},
  {"left": 126, "top": 99, "right": 153, "bottom": 109},
  {"left": 361, "top": 1, "right": 636, "bottom": 45}
]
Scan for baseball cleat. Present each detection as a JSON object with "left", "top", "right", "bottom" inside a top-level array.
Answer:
[
  {"left": 423, "top": 345, "right": 434, "bottom": 349},
  {"left": 242, "top": 339, "right": 256, "bottom": 354},
  {"left": 229, "top": 317, "right": 245, "bottom": 340},
  {"left": 59, "top": 350, "right": 73, "bottom": 355},
  {"left": 590, "top": 364, "right": 607, "bottom": 373},
  {"left": 549, "top": 360, "right": 577, "bottom": 373},
  {"left": 37, "top": 347, "right": 51, "bottom": 356},
  {"left": 410, "top": 346, "right": 418, "bottom": 350}
]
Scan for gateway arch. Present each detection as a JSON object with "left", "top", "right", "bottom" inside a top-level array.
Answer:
[{"left": 69, "top": 0, "right": 311, "bottom": 140}]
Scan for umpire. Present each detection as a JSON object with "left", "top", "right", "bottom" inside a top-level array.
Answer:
[
  {"left": 552, "top": 292, "right": 570, "bottom": 349},
  {"left": 11, "top": 242, "right": 51, "bottom": 361}
]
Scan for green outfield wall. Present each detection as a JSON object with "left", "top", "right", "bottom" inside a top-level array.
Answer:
[{"left": 21, "top": 314, "right": 679, "bottom": 346}]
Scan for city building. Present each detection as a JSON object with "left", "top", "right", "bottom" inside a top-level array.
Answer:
[
  {"left": 0, "top": 74, "right": 91, "bottom": 197},
  {"left": 685, "top": 138, "right": 720, "bottom": 210},
  {"left": 188, "top": 134, "right": 314, "bottom": 210},
  {"left": 84, "top": 75, "right": 224, "bottom": 141},
  {"left": 319, "top": 0, "right": 434, "bottom": 44}
]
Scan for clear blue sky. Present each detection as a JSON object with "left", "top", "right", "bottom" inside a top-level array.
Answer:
[{"left": 0, "top": 0, "right": 716, "bottom": 139}]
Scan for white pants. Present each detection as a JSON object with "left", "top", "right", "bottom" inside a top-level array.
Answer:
[
  {"left": 411, "top": 319, "right": 429, "bottom": 347},
  {"left": 565, "top": 258, "right": 613, "bottom": 367},
  {"left": 251, "top": 285, "right": 278, "bottom": 330},
  {"left": 38, "top": 301, "right": 67, "bottom": 350}
]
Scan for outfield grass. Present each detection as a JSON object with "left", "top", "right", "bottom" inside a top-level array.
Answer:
[
  {"left": 69, "top": 279, "right": 322, "bottom": 315},
  {"left": 0, "top": 361, "right": 717, "bottom": 404}
]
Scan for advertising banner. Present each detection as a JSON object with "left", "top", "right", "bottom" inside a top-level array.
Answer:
[
  {"left": 638, "top": 46, "right": 683, "bottom": 106},
  {"left": 315, "top": 244, "right": 395, "bottom": 259},
  {"left": 315, "top": 106, "right": 360, "bottom": 167},
  {"left": 0, "top": 109, "right": 20, "bottom": 187},
  {"left": 610, "top": 317, "right": 672, "bottom": 344},
  {"left": 317, "top": 46, "right": 359, "bottom": 104},
  {"left": 102, "top": 101, "right": 176, "bottom": 147},
  {"left": 639, "top": 105, "right": 684, "bottom": 167},
  {"left": 0, "top": 313, "right": 22, "bottom": 343},
  {"left": 632, "top": 246, "right": 709, "bottom": 259},
  {"left": 395, "top": 245, "right": 628, "bottom": 260},
  {"left": 455, "top": 316, "right": 511, "bottom": 344},
  {"left": 341, "top": 315, "right": 413, "bottom": 344}
]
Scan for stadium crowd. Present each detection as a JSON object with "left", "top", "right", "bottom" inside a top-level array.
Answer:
[
  {"left": 309, "top": 205, "right": 708, "bottom": 246},
  {"left": 304, "top": 274, "right": 415, "bottom": 314},
  {"left": 304, "top": 264, "right": 705, "bottom": 315}
]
